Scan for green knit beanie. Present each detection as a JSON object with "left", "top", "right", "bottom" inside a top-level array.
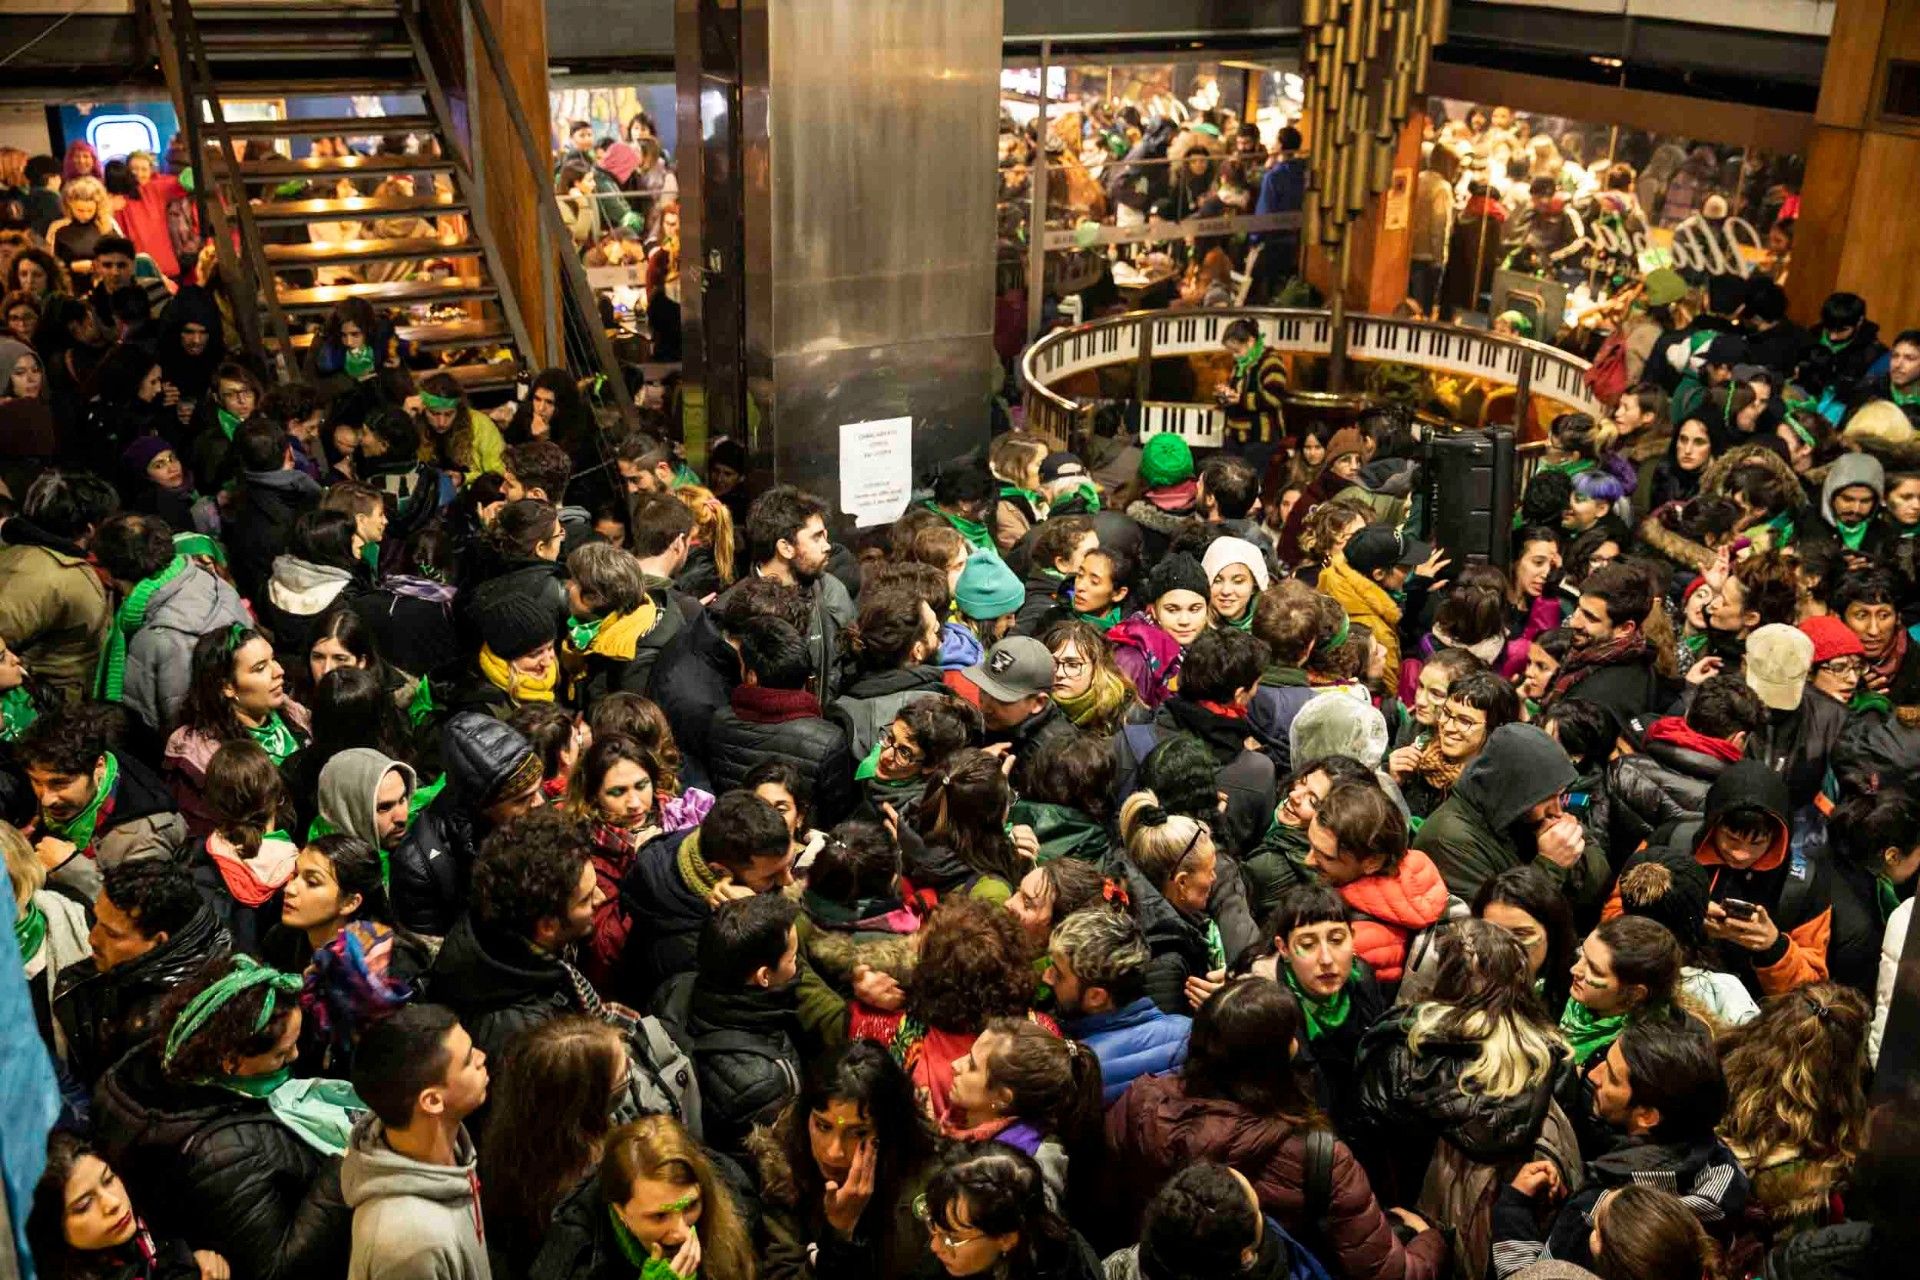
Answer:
[
  {"left": 954, "top": 549, "right": 1025, "bottom": 620},
  {"left": 1139, "top": 433, "right": 1195, "bottom": 488}
]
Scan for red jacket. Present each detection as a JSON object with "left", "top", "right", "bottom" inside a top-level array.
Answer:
[
  {"left": 118, "top": 173, "right": 192, "bottom": 278},
  {"left": 1338, "top": 850, "right": 1450, "bottom": 982}
]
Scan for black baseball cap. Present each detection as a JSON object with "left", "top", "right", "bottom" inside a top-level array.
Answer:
[{"left": 1345, "top": 525, "right": 1429, "bottom": 574}]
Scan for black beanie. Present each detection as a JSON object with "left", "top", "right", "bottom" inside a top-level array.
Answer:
[
  {"left": 1146, "top": 552, "right": 1209, "bottom": 603},
  {"left": 480, "top": 592, "right": 557, "bottom": 660}
]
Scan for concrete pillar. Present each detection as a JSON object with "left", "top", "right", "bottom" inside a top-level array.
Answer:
[{"left": 675, "top": 0, "right": 1002, "bottom": 501}]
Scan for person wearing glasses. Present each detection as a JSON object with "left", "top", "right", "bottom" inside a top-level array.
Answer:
[
  {"left": 918, "top": 1145, "right": 1101, "bottom": 1280},
  {"left": 1391, "top": 671, "right": 1522, "bottom": 824}
]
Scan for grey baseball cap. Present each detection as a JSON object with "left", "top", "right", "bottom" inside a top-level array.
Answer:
[{"left": 965, "top": 636, "right": 1055, "bottom": 702}]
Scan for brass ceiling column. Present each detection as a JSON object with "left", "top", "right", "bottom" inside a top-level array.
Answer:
[{"left": 675, "top": 0, "right": 1002, "bottom": 500}]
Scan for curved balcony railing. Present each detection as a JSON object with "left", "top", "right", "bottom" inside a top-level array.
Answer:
[{"left": 1019, "top": 307, "right": 1607, "bottom": 450}]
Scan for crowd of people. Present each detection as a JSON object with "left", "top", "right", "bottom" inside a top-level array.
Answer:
[
  {"left": 2, "top": 97, "right": 1918, "bottom": 1280},
  {"left": 549, "top": 116, "right": 681, "bottom": 362}
]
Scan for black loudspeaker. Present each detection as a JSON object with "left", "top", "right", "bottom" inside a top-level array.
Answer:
[{"left": 1424, "top": 428, "right": 1515, "bottom": 569}]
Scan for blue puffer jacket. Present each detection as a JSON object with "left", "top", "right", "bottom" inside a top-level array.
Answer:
[{"left": 1065, "top": 996, "right": 1192, "bottom": 1104}]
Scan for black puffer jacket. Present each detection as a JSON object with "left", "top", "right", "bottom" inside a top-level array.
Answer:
[
  {"left": 389, "top": 712, "right": 532, "bottom": 936},
  {"left": 52, "top": 905, "right": 230, "bottom": 1087},
  {"left": 710, "top": 685, "right": 856, "bottom": 826},
  {"left": 1762, "top": 1222, "right": 1875, "bottom": 1280},
  {"left": 1123, "top": 862, "right": 1216, "bottom": 1015},
  {"left": 1350, "top": 1009, "right": 1569, "bottom": 1206},
  {"left": 1606, "top": 714, "right": 1739, "bottom": 861},
  {"left": 426, "top": 914, "right": 582, "bottom": 1067},
  {"left": 647, "top": 607, "right": 739, "bottom": 783},
  {"left": 1744, "top": 695, "right": 1849, "bottom": 810},
  {"left": 654, "top": 972, "right": 802, "bottom": 1157},
  {"left": 528, "top": 1178, "right": 626, "bottom": 1280},
  {"left": 612, "top": 828, "right": 711, "bottom": 1007},
  {"left": 461, "top": 555, "right": 568, "bottom": 651},
  {"left": 92, "top": 1044, "right": 350, "bottom": 1280}
]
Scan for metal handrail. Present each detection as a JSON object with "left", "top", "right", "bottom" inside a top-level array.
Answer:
[
  {"left": 1020, "top": 306, "right": 1601, "bottom": 416},
  {"left": 449, "top": 0, "right": 641, "bottom": 443}
]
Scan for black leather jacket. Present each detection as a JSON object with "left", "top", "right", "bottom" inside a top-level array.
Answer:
[{"left": 53, "top": 906, "right": 230, "bottom": 1086}]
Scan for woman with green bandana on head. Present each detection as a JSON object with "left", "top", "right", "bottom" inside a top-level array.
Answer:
[
  {"left": 165, "top": 625, "right": 310, "bottom": 838},
  {"left": 413, "top": 370, "right": 505, "bottom": 484},
  {"left": 1558, "top": 916, "right": 1682, "bottom": 1068},
  {"left": 1260, "top": 885, "right": 1387, "bottom": 1131},
  {"left": 531, "top": 1114, "right": 755, "bottom": 1280},
  {"left": 91, "top": 954, "right": 356, "bottom": 1280}
]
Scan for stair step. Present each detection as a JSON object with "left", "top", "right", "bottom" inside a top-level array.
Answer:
[
  {"left": 264, "top": 316, "right": 512, "bottom": 353},
  {"left": 273, "top": 278, "right": 500, "bottom": 314},
  {"left": 191, "top": 2, "right": 401, "bottom": 15},
  {"left": 197, "top": 42, "right": 416, "bottom": 62},
  {"left": 250, "top": 191, "right": 465, "bottom": 226},
  {"left": 262, "top": 237, "right": 483, "bottom": 267},
  {"left": 214, "top": 114, "right": 437, "bottom": 140},
  {"left": 203, "top": 77, "right": 425, "bottom": 97},
  {"left": 231, "top": 152, "right": 453, "bottom": 180},
  {"left": 440, "top": 362, "right": 520, "bottom": 393}
]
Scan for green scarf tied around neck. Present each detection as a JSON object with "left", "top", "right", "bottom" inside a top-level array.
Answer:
[
  {"left": 1, "top": 685, "right": 38, "bottom": 743},
  {"left": 15, "top": 899, "right": 46, "bottom": 963},
  {"left": 344, "top": 345, "right": 375, "bottom": 380},
  {"left": 1000, "top": 483, "right": 1046, "bottom": 511},
  {"left": 96, "top": 555, "right": 190, "bottom": 703},
  {"left": 1223, "top": 606, "right": 1255, "bottom": 632},
  {"left": 1283, "top": 962, "right": 1354, "bottom": 1039},
  {"left": 217, "top": 406, "right": 243, "bottom": 440},
  {"left": 925, "top": 500, "right": 994, "bottom": 551},
  {"left": 1072, "top": 604, "right": 1121, "bottom": 633},
  {"left": 1559, "top": 996, "right": 1631, "bottom": 1064},
  {"left": 46, "top": 751, "right": 117, "bottom": 853},
  {"left": 1837, "top": 520, "right": 1871, "bottom": 552},
  {"left": 568, "top": 614, "right": 606, "bottom": 652},
  {"left": 608, "top": 1205, "right": 693, "bottom": 1280},
  {"left": 162, "top": 954, "right": 302, "bottom": 1072},
  {"left": 1231, "top": 335, "right": 1268, "bottom": 379},
  {"left": 246, "top": 711, "right": 302, "bottom": 766},
  {"left": 1877, "top": 875, "right": 1901, "bottom": 925}
]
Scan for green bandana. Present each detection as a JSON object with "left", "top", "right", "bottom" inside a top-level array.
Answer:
[
  {"left": 1000, "top": 484, "right": 1046, "bottom": 511},
  {"left": 163, "top": 954, "right": 302, "bottom": 1070},
  {"left": 247, "top": 711, "right": 302, "bottom": 765},
  {"left": 1852, "top": 689, "right": 1894, "bottom": 717},
  {"left": 1073, "top": 605, "right": 1122, "bottom": 633},
  {"left": 407, "top": 677, "right": 437, "bottom": 728},
  {"left": 1893, "top": 383, "right": 1920, "bottom": 408},
  {"left": 223, "top": 1066, "right": 293, "bottom": 1099},
  {"left": 1, "top": 685, "right": 37, "bottom": 742},
  {"left": 854, "top": 739, "right": 885, "bottom": 781},
  {"left": 344, "top": 345, "right": 375, "bottom": 379},
  {"left": 608, "top": 1206, "right": 689, "bottom": 1280},
  {"left": 1231, "top": 335, "right": 1268, "bottom": 379},
  {"left": 217, "top": 406, "right": 243, "bottom": 440},
  {"left": 174, "top": 532, "right": 226, "bottom": 566},
  {"left": 96, "top": 555, "right": 190, "bottom": 703},
  {"left": 1204, "top": 918, "right": 1226, "bottom": 971},
  {"left": 1762, "top": 510, "right": 1795, "bottom": 548},
  {"left": 47, "top": 751, "right": 117, "bottom": 853},
  {"left": 568, "top": 614, "right": 606, "bottom": 652},
  {"left": 14, "top": 899, "right": 46, "bottom": 963},
  {"left": 420, "top": 391, "right": 460, "bottom": 413},
  {"left": 671, "top": 462, "right": 701, "bottom": 489},
  {"left": 927, "top": 500, "right": 994, "bottom": 551},
  {"left": 1837, "top": 519, "right": 1871, "bottom": 552},
  {"left": 1877, "top": 874, "right": 1901, "bottom": 924},
  {"left": 1559, "top": 996, "right": 1631, "bottom": 1064},
  {"left": 1223, "top": 606, "right": 1255, "bottom": 632},
  {"left": 1283, "top": 962, "right": 1354, "bottom": 1039}
]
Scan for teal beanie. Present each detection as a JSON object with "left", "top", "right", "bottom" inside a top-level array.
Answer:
[{"left": 954, "top": 549, "right": 1024, "bottom": 620}]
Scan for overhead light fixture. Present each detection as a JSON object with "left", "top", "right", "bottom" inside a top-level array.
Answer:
[{"left": 1589, "top": 55, "right": 1624, "bottom": 69}]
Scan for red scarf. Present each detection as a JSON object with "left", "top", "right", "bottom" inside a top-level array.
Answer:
[
  {"left": 1640, "top": 715, "right": 1745, "bottom": 764},
  {"left": 731, "top": 683, "right": 823, "bottom": 724},
  {"left": 1546, "top": 629, "right": 1648, "bottom": 707},
  {"left": 1870, "top": 629, "right": 1908, "bottom": 689},
  {"left": 1196, "top": 698, "right": 1248, "bottom": 721}
]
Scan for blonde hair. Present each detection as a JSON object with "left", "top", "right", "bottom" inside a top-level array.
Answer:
[
  {"left": 989, "top": 430, "right": 1049, "bottom": 494},
  {"left": 599, "top": 1116, "right": 754, "bottom": 1280},
  {"left": 674, "top": 484, "right": 735, "bottom": 585},
  {"left": 1117, "top": 789, "right": 1214, "bottom": 891},
  {"left": 2, "top": 821, "right": 43, "bottom": 909},
  {"left": 61, "top": 178, "right": 116, "bottom": 234},
  {"left": 1405, "top": 919, "right": 1565, "bottom": 1098},
  {"left": 0, "top": 148, "right": 26, "bottom": 191},
  {"left": 1716, "top": 984, "right": 1869, "bottom": 1187}
]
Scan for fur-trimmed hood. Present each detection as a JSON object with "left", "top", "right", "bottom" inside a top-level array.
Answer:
[
  {"left": 1698, "top": 440, "right": 1806, "bottom": 510},
  {"left": 1637, "top": 504, "right": 1715, "bottom": 573}
]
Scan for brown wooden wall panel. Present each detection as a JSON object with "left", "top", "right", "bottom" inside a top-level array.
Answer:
[
  {"left": 1786, "top": 124, "right": 1861, "bottom": 324},
  {"left": 1816, "top": 0, "right": 1888, "bottom": 126},
  {"left": 1834, "top": 129, "right": 1920, "bottom": 326}
]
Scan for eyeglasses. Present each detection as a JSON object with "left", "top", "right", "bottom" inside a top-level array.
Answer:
[
  {"left": 880, "top": 730, "right": 920, "bottom": 765},
  {"left": 1438, "top": 707, "right": 1485, "bottom": 731},
  {"left": 1053, "top": 655, "right": 1089, "bottom": 676},
  {"left": 913, "top": 1195, "right": 987, "bottom": 1252},
  {"left": 1819, "top": 658, "right": 1864, "bottom": 678}
]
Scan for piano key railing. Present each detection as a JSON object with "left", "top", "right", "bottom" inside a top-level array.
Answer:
[{"left": 1020, "top": 307, "right": 1608, "bottom": 452}]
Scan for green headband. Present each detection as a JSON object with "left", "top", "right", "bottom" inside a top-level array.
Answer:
[
  {"left": 1328, "top": 612, "right": 1351, "bottom": 649},
  {"left": 174, "top": 532, "right": 226, "bottom": 566},
  {"left": 655, "top": 1192, "right": 697, "bottom": 1214},
  {"left": 420, "top": 391, "right": 460, "bottom": 412},
  {"left": 162, "top": 955, "right": 302, "bottom": 1070},
  {"left": 1787, "top": 417, "right": 1817, "bottom": 450}
]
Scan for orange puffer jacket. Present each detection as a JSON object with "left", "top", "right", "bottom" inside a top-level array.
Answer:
[{"left": 1337, "top": 850, "right": 1451, "bottom": 981}]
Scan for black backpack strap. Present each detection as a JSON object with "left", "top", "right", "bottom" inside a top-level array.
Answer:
[{"left": 1303, "top": 1127, "right": 1336, "bottom": 1228}]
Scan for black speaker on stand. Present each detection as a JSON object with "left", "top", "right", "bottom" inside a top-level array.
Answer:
[{"left": 1423, "top": 428, "right": 1516, "bottom": 569}]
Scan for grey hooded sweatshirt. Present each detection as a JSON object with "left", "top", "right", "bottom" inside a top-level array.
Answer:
[
  {"left": 124, "top": 560, "right": 251, "bottom": 734},
  {"left": 341, "top": 1115, "right": 490, "bottom": 1280},
  {"left": 1820, "top": 450, "right": 1885, "bottom": 531},
  {"left": 319, "top": 748, "right": 418, "bottom": 851}
]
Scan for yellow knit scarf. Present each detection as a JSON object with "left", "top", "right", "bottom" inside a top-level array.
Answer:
[{"left": 479, "top": 644, "right": 557, "bottom": 703}]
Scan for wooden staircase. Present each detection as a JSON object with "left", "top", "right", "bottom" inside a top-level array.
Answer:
[{"left": 143, "top": 0, "right": 553, "bottom": 399}]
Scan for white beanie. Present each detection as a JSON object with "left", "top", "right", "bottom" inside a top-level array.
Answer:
[{"left": 1201, "top": 536, "right": 1270, "bottom": 592}]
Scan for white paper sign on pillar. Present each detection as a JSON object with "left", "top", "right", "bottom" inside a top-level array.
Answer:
[{"left": 838, "top": 416, "right": 914, "bottom": 528}]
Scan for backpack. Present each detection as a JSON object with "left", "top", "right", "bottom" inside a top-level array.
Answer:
[
  {"left": 606, "top": 1007, "right": 704, "bottom": 1141},
  {"left": 1582, "top": 325, "right": 1632, "bottom": 407},
  {"left": 1278, "top": 1128, "right": 1341, "bottom": 1280}
]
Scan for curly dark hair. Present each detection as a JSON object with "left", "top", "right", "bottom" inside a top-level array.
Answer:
[
  {"left": 471, "top": 808, "right": 592, "bottom": 939},
  {"left": 15, "top": 702, "right": 112, "bottom": 775},
  {"left": 905, "top": 897, "right": 1036, "bottom": 1032},
  {"left": 157, "top": 956, "right": 298, "bottom": 1083}
]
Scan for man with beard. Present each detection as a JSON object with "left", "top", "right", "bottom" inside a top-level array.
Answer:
[
  {"left": 1047, "top": 908, "right": 1190, "bottom": 1104},
  {"left": 18, "top": 705, "right": 186, "bottom": 900},
  {"left": 1414, "top": 722, "right": 1610, "bottom": 910},
  {"left": 1543, "top": 561, "right": 1663, "bottom": 736},
  {"left": 715, "top": 485, "right": 854, "bottom": 701},
  {"left": 1492, "top": 1019, "right": 1747, "bottom": 1277}
]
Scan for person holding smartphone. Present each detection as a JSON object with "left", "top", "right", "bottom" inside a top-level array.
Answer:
[{"left": 1603, "top": 759, "right": 1832, "bottom": 1001}]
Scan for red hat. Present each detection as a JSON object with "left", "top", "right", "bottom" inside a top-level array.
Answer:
[{"left": 1798, "top": 615, "right": 1864, "bottom": 666}]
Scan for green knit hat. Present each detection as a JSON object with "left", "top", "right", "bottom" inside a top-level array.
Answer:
[
  {"left": 1139, "top": 433, "right": 1195, "bottom": 488},
  {"left": 954, "top": 549, "right": 1025, "bottom": 620}
]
